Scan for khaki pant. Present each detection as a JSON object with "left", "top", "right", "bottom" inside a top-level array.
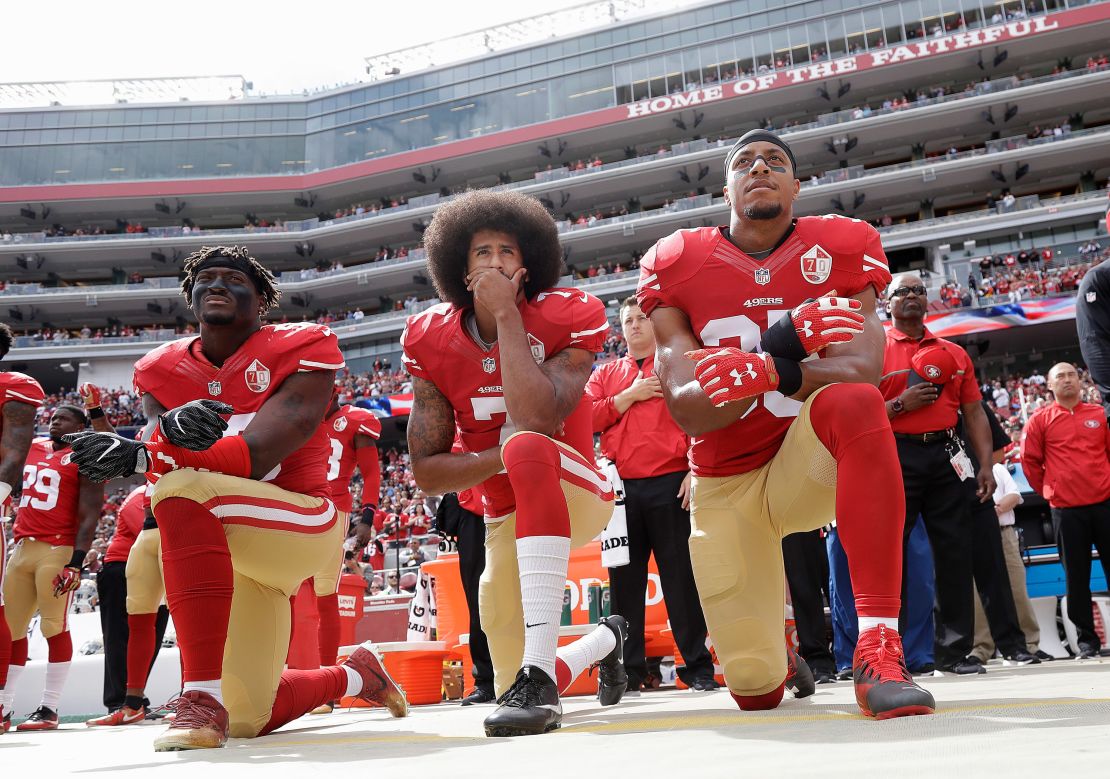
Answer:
[
  {"left": 151, "top": 469, "right": 343, "bottom": 738},
  {"left": 690, "top": 386, "right": 838, "bottom": 697},
  {"left": 3, "top": 539, "right": 74, "bottom": 639},
  {"left": 310, "top": 511, "right": 348, "bottom": 597},
  {"left": 481, "top": 433, "right": 614, "bottom": 696},
  {"left": 126, "top": 528, "right": 165, "bottom": 614},
  {"left": 972, "top": 525, "right": 1040, "bottom": 660}
]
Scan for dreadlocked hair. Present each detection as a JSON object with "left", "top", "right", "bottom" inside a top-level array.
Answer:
[
  {"left": 0, "top": 322, "right": 12, "bottom": 359},
  {"left": 423, "top": 190, "right": 564, "bottom": 308},
  {"left": 180, "top": 245, "right": 282, "bottom": 312}
]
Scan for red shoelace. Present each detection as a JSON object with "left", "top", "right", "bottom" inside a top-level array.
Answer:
[
  {"left": 164, "top": 694, "right": 222, "bottom": 729},
  {"left": 860, "top": 625, "right": 912, "bottom": 683}
]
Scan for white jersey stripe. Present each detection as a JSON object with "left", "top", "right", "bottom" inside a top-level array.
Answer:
[
  {"left": 862, "top": 253, "right": 889, "bottom": 269},
  {"left": 570, "top": 321, "right": 610, "bottom": 340},
  {"left": 6, "top": 389, "right": 42, "bottom": 404},
  {"left": 298, "top": 359, "right": 346, "bottom": 369}
]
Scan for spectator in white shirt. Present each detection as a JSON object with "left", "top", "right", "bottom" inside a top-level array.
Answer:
[{"left": 971, "top": 462, "right": 1049, "bottom": 661}]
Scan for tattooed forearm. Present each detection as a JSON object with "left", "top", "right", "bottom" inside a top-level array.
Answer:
[
  {"left": 407, "top": 377, "right": 457, "bottom": 461},
  {"left": 0, "top": 401, "right": 36, "bottom": 488}
]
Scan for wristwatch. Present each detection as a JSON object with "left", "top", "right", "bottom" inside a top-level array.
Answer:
[{"left": 891, "top": 398, "right": 905, "bottom": 414}]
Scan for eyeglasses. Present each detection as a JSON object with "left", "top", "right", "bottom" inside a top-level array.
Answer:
[{"left": 890, "top": 285, "right": 927, "bottom": 298}]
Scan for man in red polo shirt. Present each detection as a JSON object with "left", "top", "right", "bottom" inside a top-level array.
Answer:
[
  {"left": 880, "top": 273, "right": 996, "bottom": 675},
  {"left": 1022, "top": 362, "right": 1110, "bottom": 659},
  {"left": 585, "top": 297, "right": 713, "bottom": 693}
]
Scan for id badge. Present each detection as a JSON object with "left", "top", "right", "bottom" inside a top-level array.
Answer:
[{"left": 949, "top": 447, "right": 974, "bottom": 481}]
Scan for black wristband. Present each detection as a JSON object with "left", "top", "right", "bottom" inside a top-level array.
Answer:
[
  {"left": 88, "top": 407, "right": 105, "bottom": 420},
  {"left": 68, "top": 549, "right": 87, "bottom": 569},
  {"left": 774, "top": 356, "right": 803, "bottom": 397},
  {"left": 760, "top": 310, "right": 808, "bottom": 362}
]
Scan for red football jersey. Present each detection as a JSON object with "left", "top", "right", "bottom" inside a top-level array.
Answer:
[
  {"left": 14, "top": 437, "right": 83, "bottom": 546},
  {"left": 323, "top": 404, "right": 381, "bottom": 512},
  {"left": 1, "top": 371, "right": 45, "bottom": 413},
  {"left": 402, "top": 289, "right": 610, "bottom": 519},
  {"left": 104, "top": 485, "right": 146, "bottom": 563},
  {"left": 133, "top": 323, "right": 345, "bottom": 499},
  {"left": 636, "top": 217, "right": 892, "bottom": 477}
]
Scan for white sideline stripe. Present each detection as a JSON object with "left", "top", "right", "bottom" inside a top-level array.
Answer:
[
  {"left": 559, "top": 451, "right": 612, "bottom": 493},
  {"left": 299, "top": 359, "right": 346, "bottom": 369},
  {"left": 211, "top": 502, "right": 336, "bottom": 527},
  {"left": 570, "top": 321, "right": 610, "bottom": 340},
  {"left": 6, "top": 389, "right": 41, "bottom": 404}
]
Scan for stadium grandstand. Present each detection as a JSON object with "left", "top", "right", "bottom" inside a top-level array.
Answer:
[{"left": 3, "top": 0, "right": 1110, "bottom": 769}]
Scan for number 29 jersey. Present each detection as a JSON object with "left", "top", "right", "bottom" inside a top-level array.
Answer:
[
  {"left": 14, "top": 437, "right": 82, "bottom": 546},
  {"left": 636, "top": 217, "right": 892, "bottom": 477},
  {"left": 401, "top": 289, "right": 610, "bottom": 520}
]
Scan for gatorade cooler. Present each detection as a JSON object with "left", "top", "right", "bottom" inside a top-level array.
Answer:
[{"left": 337, "top": 641, "right": 450, "bottom": 707}]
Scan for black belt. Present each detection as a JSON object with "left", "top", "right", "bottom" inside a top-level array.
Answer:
[{"left": 893, "top": 428, "right": 955, "bottom": 444}]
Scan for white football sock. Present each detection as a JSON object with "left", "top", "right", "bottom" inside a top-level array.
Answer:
[
  {"left": 858, "top": 616, "right": 899, "bottom": 633},
  {"left": 343, "top": 665, "right": 363, "bottom": 697},
  {"left": 556, "top": 622, "right": 617, "bottom": 689},
  {"left": 182, "top": 679, "right": 224, "bottom": 705},
  {"left": 517, "top": 535, "right": 571, "bottom": 682},
  {"left": 2, "top": 664, "right": 24, "bottom": 707},
  {"left": 40, "top": 661, "right": 71, "bottom": 710}
]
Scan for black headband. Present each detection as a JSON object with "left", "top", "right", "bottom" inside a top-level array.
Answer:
[
  {"left": 193, "top": 254, "right": 264, "bottom": 293},
  {"left": 724, "top": 129, "right": 797, "bottom": 177}
]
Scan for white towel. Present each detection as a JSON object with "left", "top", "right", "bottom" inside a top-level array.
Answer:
[
  {"left": 406, "top": 565, "right": 437, "bottom": 641},
  {"left": 598, "top": 459, "right": 629, "bottom": 568}
]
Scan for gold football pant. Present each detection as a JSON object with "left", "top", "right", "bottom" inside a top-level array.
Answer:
[
  {"left": 126, "top": 528, "right": 165, "bottom": 614},
  {"left": 151, "top": 470, "right": 343, "bottom": 737},
  {"left": 481, "top": 432, "right": 614, "bottom": 696},
  {"left": 3, "top": 539, "right": 74, "bottom": 639},
  {"left": 310, "top": 510, "right": 348, "bottom": 597},
  {"left": 689, "top": 386, "right": 838, "bottom": 697}
]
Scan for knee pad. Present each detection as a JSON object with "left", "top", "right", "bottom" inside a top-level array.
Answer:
[{"left": 501, "top": 431, "right": 559, "bottom": 472}]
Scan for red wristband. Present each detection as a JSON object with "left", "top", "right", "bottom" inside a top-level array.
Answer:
[{"left": 147, "top": 435, "right": 252, "bottom": 479}]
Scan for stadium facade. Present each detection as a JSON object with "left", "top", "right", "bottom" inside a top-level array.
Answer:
[{"left": 0, "top": 0, "right": 1108, "bottom": 390}]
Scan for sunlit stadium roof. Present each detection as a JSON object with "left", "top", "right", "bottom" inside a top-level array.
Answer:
[{"left": 0, "top": 75, "right": 247, "bottom": 109}]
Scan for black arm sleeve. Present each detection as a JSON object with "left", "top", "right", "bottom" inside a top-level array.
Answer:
[{"left": 1077, "top": 262, "right": 1110, "bottom": 417}]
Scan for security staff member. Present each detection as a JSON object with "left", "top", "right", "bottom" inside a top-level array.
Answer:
[
  {"left": 585, "top": 297, "right": 714, "bottom": 691},
  {"left": 1022, "top": 362, "right": 1110, "bottom": 658},
  {"left": 1076, "top": 256, "right": 1110, "bottom": 417},
  {"left": 880, "top": 274, "right": 996, "bottom": 674}
]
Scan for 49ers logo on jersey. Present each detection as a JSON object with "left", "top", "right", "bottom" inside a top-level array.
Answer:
[
  {"left": 527, "top": 334, "right": 546, "bottom": 364},
  {"left": 244, "top": 359, "right": 271, "bottom": 393},
  {"left": 333, "top": 416, "right": 348, "bottom": 432},
  {"left": 801, "top": 245, "right": 833, "bottom": 284}
]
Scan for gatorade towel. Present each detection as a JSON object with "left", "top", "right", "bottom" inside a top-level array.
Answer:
[
  {"left": 598, "top": 460, "right": 629, "bottom": 568},
  {"left": 407, "top": 567, "right": 438, "bottom": 641}
]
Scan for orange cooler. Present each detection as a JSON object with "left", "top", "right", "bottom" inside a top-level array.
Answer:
[{"left": 338, "top": 641, "right": 450, "bottom": 707}]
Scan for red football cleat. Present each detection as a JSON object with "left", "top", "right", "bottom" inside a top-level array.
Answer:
[
  {"left": 16, "top": 705, "right": 59, "bottom": 731},
  {"left": 343, "top": 642, "right": 409, "bottom": 718},
  {"left": 853, "top": 624, "right": 936, "bottom": 719},
  {"left": 87, "top": 705, "right": 148, "bottom": 727},
  {"left": 152, "top": 691, "right": 230, "bottom": 751},
  {"left": 1, "top": 704, "right": 10, "bottom": 734}
]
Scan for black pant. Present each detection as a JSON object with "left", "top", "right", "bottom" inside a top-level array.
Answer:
[
  {"left": 1052, "top": 499, "right": 1110, "bottom": 649},
  {"left": 609, "top": 470, "right": 712, "bottom": 686},
  {"left": 783, "top": 529, "right": 834, "bottom": 674},
  {"left": 896, "top": 436, "right": 976, "bottom": 669},
  {"left": 456, "top": 508, "right": 493, "bottom": 690},
  {"left": 969, "top": 497, "right": 1027, "bottom": 656},
  {"left": 96, "top": 562, "right": 169, "bottom": 710}
]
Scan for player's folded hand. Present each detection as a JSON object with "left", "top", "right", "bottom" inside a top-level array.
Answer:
[
  {"left": 761, "top": 294, "right": 865, "bottom": 359},
  {"left": 61, "top": 432, "right": 150, "bottom": 482},
  {"left": 685, "top": 347, "right": 780, "bottom": 407},
  {"left": 77, "top": 382, "right": 103, "bottom": 411},
  {"left": 52, "top": 566, "right": 81, "bottom": 597},
  {"left": 158, "top": 399, "right": 234, "bottom": 450}
]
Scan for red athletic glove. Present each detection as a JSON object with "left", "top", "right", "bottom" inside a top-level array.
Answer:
[
  {"left": 77, "top": 382, "right": 103, "bottom": 411},
  {"left": 52, "top": 565, "right": 81, "bottom": 597},
  {"left": 761, "top": 295, "right": 865, "bottom": 360},
  {"left": 686, "top": 348, "right": 781, "bottom": 407}
]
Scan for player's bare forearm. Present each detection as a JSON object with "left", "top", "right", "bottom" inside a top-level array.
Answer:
[
  {"left": 408, "top": 376, "right": 503, "bottom": 494},
  {"left": 791, "top": 288, "right": 884, "bottom": 400},
  {"left": 493, "top": 308, "right": 566, "bottom": 434},
  {"left": 90, "top": 415, "right": 116, "bottom": 434},
  {"left": 649, "top": 306, "right": 751, "bottom": 436},
  {"left": 243, "top": 370, "right": 334, "bottom": 478},
  {"left": 0, "top": 401, "right": 36, "bottom": 488},
  {"left": 75, "top": 477, "right": 104, "bottom": 553}
]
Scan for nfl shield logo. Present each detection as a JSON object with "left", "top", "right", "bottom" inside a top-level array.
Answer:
[
  {"left": 801, "top": 244, "right": 833, "bottom": 284},
  {"left": 244, "top": 359, "right": 271, "bottom": 393},
  {"left": 754, "top": 268, "right": 771, "bottom": 286},
  {"left": 1087, "top": 291, "right": 1097, "bottom": 303},
  {"left": 208, "top": 380, "right": 222, "bottom": 396},
  {"left": 482, "top": 357, "right": 496, "bottom": 374}
]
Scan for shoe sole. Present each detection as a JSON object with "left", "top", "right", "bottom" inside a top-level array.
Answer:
[
  {"left": 153, "top": 740, "right": 226, "bottom": 752},
  {"left": 16, "top": 723, "right": 59, "bottom": 731},
  {"left": 866, "top": 704, "right": 936, "bottom": 720},
  {"left": 484, "top": 721, "right": 561, "bottom": 737}
]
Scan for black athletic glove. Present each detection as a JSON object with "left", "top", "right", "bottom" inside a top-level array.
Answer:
[
  {"left": 158, "top": 400, "right": 234, "bottom": 451},
  {"left": 61, "top": 432, "right": 149, "bottom": 482}
]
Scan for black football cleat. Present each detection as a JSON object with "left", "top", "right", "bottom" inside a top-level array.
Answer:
[
  {"left": 595, "top": 615, "right": 628, "bottom": 706},
  {"left": 853, "top": 624, "right": 936, "bottom": 719},
  {"left": 785, "top": 646, "right": 815, "bottom": 699},
  {"left": 460, "top": 686, "right": 496, "bottom": 706},
  {"left": 16, "top": 705, "right": 59, "bottom": 731},
  {"left": 483, "top": 666, "right": 561, "bottom": 737}
]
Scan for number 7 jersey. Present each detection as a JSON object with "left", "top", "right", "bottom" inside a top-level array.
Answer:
[
  {"left": 636, "top": 217, "right": 892, "bottom": 477},
  {"left": 401, "top": 289, "right": 610, "bottom": 519}
]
